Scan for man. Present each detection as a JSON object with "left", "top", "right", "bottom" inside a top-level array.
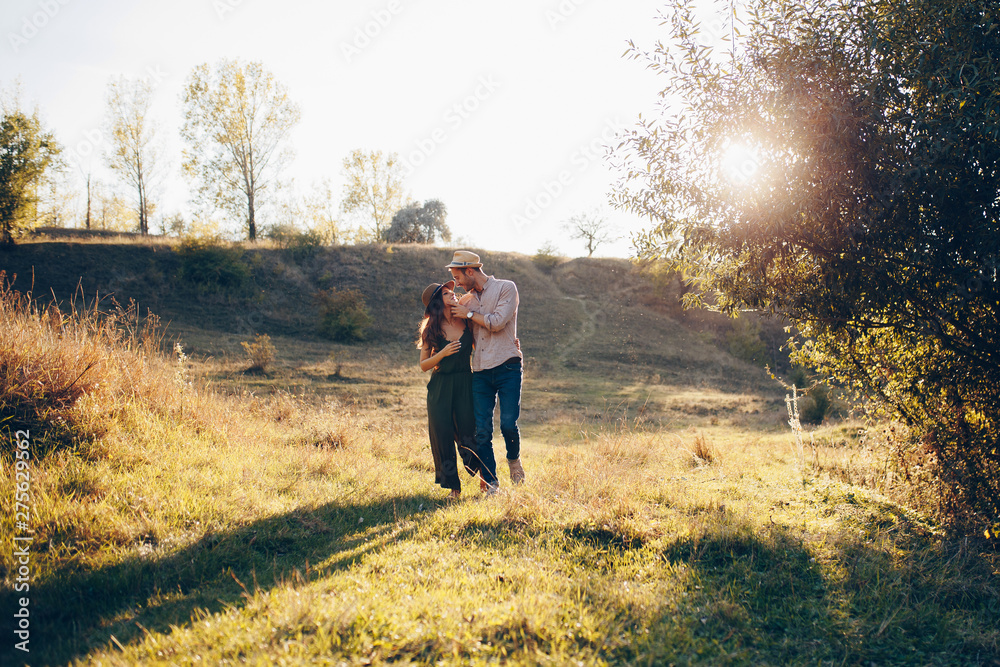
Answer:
[{"left": 446, "top": 250, "right": 526, "bottom": 490}]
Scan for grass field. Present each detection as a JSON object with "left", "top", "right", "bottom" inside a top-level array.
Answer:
[{"left": 0, "top": 237, "right": 997, "bottom": 665}]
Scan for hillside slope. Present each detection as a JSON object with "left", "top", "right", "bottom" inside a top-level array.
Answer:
[{"left": 0, "top": 239, "right": 774, "bottom": 392}]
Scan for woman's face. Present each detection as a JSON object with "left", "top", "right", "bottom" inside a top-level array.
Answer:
[{"left": 441, "top": 288, "right": 459, "bottom": 306}]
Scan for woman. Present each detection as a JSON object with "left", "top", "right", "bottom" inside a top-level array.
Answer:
[{"left": 418, "top": 280, "right": 482, "bottom": 499}]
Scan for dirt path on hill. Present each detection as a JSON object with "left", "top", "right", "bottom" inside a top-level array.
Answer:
[{"left": 556, "top": 296, "right": 601, "bottom": 366}]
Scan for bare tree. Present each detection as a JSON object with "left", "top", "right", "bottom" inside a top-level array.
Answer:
[
  {"left": 340, "top": 149, "right": 407, "bottom": 241},
  {"left": 104, "top": 76, "right": 159, "bottom": 234},
  {"left": 563, "top": 209, "right": 617, "bottom": 257},
  {"left": 84, "top": 171, "right": 92, "bottom": 230},
  {"left": 181, "top": 59, "right": 300, "bottom": 241},
  {"left": 304, "top": 177, "right": 341, "bottom": 244}
]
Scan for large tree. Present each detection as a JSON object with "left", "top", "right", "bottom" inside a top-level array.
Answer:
[
  {"left": 181, "top": 59, "right": 300, "bottom": 241},
  {"left": 340, "top": 149, "right": 407, "bottom": 241},
  {"left": 613, "top": 0, "right": 1000, "bottom": 532},
  {"left": 104, "top": 76, "right": 159, "bottom": 235},
  {"left": 384, "top": 199, "right": 449, "bottom": 244},
  {"left": 0, "top": 103, "right": 61, "bottom": 245}
]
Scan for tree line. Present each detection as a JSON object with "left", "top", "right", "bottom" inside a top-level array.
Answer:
[{"left": 0, "top": 60, "right": 450, "bottom": 246}]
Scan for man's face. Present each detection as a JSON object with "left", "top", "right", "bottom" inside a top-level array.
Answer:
[{"left": 449, "top": 268, "right": 475, "bottom": 292}]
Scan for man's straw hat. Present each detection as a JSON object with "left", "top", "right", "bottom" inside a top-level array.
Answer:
[{"left": 444, "top": 250, "right": 482, "bottom": 269}]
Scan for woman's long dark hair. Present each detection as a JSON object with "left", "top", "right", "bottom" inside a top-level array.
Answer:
[{"left": 416, "top": 289, "right": 446, "bottom": 352}]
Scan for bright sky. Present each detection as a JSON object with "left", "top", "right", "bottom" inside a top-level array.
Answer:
[{"left": 1, "top": 0, "right": 687, "bottom": 257}]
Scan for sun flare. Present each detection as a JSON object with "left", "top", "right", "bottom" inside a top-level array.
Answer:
[{"left": 721, "top": 142, "right": 761, "bottom": 185}]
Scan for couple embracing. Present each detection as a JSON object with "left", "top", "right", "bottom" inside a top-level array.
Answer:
[{"left": 417, "top": 251, "right": 526, "bottom": 500}]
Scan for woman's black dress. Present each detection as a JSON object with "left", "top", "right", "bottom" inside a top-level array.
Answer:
[{"left": 426, "top": 328, "right": 480, "bottom": 490}]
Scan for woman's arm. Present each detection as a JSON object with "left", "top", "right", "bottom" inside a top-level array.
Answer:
[{"left": 419, "top": 340, "right": 462, "bottom": 372}]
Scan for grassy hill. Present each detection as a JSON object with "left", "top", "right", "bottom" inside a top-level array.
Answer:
[
  {"left": 1, "top": 236, "right": 996, "bottom": 666},
  {"left": 0, "top": 236, "right": 788, "bottom": 428}
]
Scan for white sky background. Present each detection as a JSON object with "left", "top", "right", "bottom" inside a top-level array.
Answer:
[{"left": 0, "top": 0, "right": 729, "bottom": 258}]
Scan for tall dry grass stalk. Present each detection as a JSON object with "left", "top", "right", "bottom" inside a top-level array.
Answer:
[
  {"left": 0, "top": 274, "right": 293, "bottom": 460},
  {"left": 785, "top": 385, "right": 805, "bottom": 473},
  {"left": 689, "top": 432, "right": 715, "bottom": 466},
  {"left": 0, "top": 274, "right": 172, "bottom": 456}
]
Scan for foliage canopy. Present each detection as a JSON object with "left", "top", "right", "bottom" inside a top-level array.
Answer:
[
  {"left": 340, "top": 149, "right": 407, "bottom": 242},
  {"left": 315, "top": 286, "right": 373, "bottom": 342},
  {"left": 181, "top": 59, "right": 300, "bottom": 242},
  {"left": 613, "top": 0, "right": 1000, "bottom": 533},
  {"left": 176, "top": 237, "right": 251, "bottom": 294},
  {"left": 0, "top": 105, "right": 61, "bottom": 245},
  {"left": 384, "top": 199, "right": 450, "bottom": 244}
]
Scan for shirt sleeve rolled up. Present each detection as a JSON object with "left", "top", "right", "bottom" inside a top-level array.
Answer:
[{"left": 481, "top": 281, "right": 519, "bottom": 332}]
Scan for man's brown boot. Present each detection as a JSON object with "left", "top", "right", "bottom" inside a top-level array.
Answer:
[{"left": 507, "top": 458, "right": 525, "bottom": 484}]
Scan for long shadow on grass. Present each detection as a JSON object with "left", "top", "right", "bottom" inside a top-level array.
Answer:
[
  {"left": 1, "top": 491, "right": 440, "bottom": 666},
  {"left": 456, "top": 513, "right": 998, "bottom": 665}
]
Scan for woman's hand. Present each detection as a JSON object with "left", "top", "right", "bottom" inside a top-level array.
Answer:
[{"left": 440, "top": 340, "right": 462, "bottom": 357}]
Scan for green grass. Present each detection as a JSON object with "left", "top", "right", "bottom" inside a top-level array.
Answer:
[
  {"left": 4, "top": 415, "right": 997, "bottom": 665},
  {"left": 0, "top": 237, "right": 997, "bottom": 665}
]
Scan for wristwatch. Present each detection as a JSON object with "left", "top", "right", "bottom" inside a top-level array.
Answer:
[{"left": 466, "top": 310, "right": 474, "bottom": 319}]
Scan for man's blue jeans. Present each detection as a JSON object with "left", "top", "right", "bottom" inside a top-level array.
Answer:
[{"left": 472, "top": 358, "right": 522, "bottom": 485}]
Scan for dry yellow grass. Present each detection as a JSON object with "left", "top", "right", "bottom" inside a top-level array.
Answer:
[{"left": 1, "top": 270, "right": 997, "bottom": 666}]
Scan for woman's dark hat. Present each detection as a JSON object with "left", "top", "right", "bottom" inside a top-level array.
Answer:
[{"left": 421, "top": 280, "right": 455, "bottom": 312}]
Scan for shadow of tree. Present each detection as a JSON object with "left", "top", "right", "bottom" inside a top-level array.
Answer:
[
  {"left": 5, "top": 492, "right": 995, "bottom": 666},
  {"left": 453, "top": 514, "right": 998, "bottom": 665},
  {"left": 1, "top": 491, "right": 439, "bottom": 666}
]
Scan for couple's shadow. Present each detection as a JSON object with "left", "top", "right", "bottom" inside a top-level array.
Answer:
[{"left": 2, "top": 491, "right": 441, "bottom": 666}]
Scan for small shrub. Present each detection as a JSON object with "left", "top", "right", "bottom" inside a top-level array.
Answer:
[
  {"left": 241, "top": 334, "right": 276, "bottom": 374},
  {"left": 788, "top": 365, "right": 809, "bottom": 389},
  {"left": 327, "top": 351, "right": 344, "bottom": 377},
  {"left": 315, "top": 287, "right": 373, "bottom": 342},
  {"left": 532, "top": 242, "right": 562, "bottom": 273},
  {"left": 689, "top": 432, "right": 715, "bottom": 466},
  {"left": 784, "top": 366, "right": 833, "bottom": 425},
  {"left": 176, "top": 238, "right": 251, "bottom": 294},
  {"left": 267, "top": 225, "right": 324, "bottom": 261},
  {"left": 800, "top": 383, "right": 831, "bottom": 425},
  {"left": 725, "top": 317, "right": 769, "bottom": 367},
  {"left": 309, "top": 426, "right": 351, "bottom": 450}
]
